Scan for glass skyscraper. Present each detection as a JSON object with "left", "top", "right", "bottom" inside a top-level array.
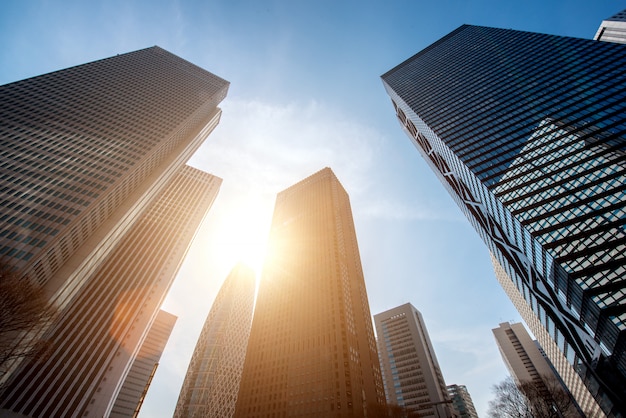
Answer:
[
  {"left": 174, "top": 263, "right": 256, "bottom": 418},
  {"left": 382, "top": 25, "right": 626, "bottom": 417},
  {"left": 234, "top": 168, "right": 386, "bottom": 417},
  {"left": 0, "top": 47, "right": 227, "bottom": 417},
  {"left": 110, "top": 309, "right": 177, "bottom": 418}
]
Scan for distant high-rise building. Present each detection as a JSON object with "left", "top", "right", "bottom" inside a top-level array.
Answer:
[
  {"left": 382, "top": 25, "right": 626, "bottom": 417},
  {"left": 594, "top": 9, "right": 626, "bottom": 44},
  {"left": 110, "top": 309, "right": 177, "bottom": 418},
  {"left": 493, "top": 322, "right": 560, "bottom": 391},
  {"left": 492, "top": 322, "right": 581, "bottom": 417},
  {"left": 446, "top": 385, "right": 479, "bottom": 418},
  {"left": 174, "top": 263, "right": 256, "bottom": 418},
  {"left": 234, "top": 168, "right": 386, "bottom": 417},
  {"left": 375, "top": 303, "right": 453, "bottom": 418},
  {"left": 0, "top": 47, "right": 228, "bottom": 418}
]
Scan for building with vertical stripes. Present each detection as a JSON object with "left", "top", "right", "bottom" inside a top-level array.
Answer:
[
  {"left": 174, "top": 263, "right": 256, "bottom": 418},
  {"left": 110, "top": 309, "right": 177, "bottom": 418},
  {"left": 375, "top": 303, "right": 453, "bottom": 418},
  {"left": 234, "top": 168, "right": 386, "bottom": 417},
  {"left": 382, "top": 25, "right": 626, "bottom": 417},
  {"left": 0, "top": 47, "right": 228, "bottom": 417}
]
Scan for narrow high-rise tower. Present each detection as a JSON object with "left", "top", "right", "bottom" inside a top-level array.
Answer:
[
  {"left": 110, "top": 309, "right": 178, "bottom": 418},
  {"left": 382, "top": 25, "right": 626, "bottom": 416},
  {"left": 0, "top": 47, "right": 228, "bottom": 417},
  {"left": 493, "top": 322, "right": 580, "bottom": 417},
  {"left": 174, "top": 263, "right": 256, "bottom": 418},
  {"left": 594, "top": 9, "right": 626, "bottom": 44},
  {"left": 493, "top": 322, "right": 562, "bottom": 391},
  {"left": 234, "top": 168, "right": 386, "bottom": 417},
  {"left": 446, "top": 385, "right": 479, "bottom": 418},
  {"left": 375, "top": 303, "right": 453, "bottom": 418}
]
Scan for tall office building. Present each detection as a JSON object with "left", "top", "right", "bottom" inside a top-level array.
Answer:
[
  {"left": 110, "top": 309, "right": 177, "bottom": 418},
  {"left": 234, "top": 168, "right": 386, "bottom": 417},
  {"left": 493, "top": 322, "right": 581, "bottom": 417},
  {"left": 493, "top": 322, "right": 561, "bottom": 391},
  {"left": 0, "top": 47, "right": 228, "bottom": 417},
  {"left": 174, "top": 263, "right": 256, "bottom": 418},
  {"left": 594, "top": 9, "right": 626, "bottom": 44},
  {"left": 375, "top": 303, "right": 453, "bottom": 418},
  {"left": 446, "top": 385, "right": 478, "bottom": 418},
  {"left": 382, "top": 25, "right": 626, "bottom": 417}
]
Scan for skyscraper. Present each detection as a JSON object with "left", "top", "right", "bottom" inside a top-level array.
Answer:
[
  {"left": 492, "top": 322, "right": 580, "bottom": 417},
  {"left": 446, "top": 385, "right": 478, "bottom": 418},
  {"left": 110, "top": 309, "right": 177, "bottom": 418},
  {"left": 174, "top": 263, "right": 256, "bottom": 418},
  {"left": 234, "top": 167, "right": 386, "bottom": 417},
  {"left": 594, "top": 9, "right": 626, "bottom": 44},
  {"left": 492, "top": 322, "right": 561, "bottom": 392},
  {"left": 375, "top": 303, "right": 453, "bottom": 418},
  {"left": 382, "top": 25, "right": 626, "bottom": 417},
  {"left": 0, "top": 47, "right": 228, "bottom": 417}
]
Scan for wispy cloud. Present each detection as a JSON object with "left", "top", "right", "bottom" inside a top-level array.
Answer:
[
  {"left": 190, "top": 97, "right": 380, "bottom": 192},
  {"left": 189, "top": 97, "right": 455, "bottom": 225}
]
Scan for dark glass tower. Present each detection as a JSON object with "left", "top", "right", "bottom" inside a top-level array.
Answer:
[
  {"left": 382, "top": 25, "right": 626, "bottom": 417},
  {"left": 0, "top": 47, "right": 228, "bottom": 417}
]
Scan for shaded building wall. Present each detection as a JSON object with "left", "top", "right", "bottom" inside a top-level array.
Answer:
[{"left": 382, "top": 25, "right": 626, "bottom": 417}]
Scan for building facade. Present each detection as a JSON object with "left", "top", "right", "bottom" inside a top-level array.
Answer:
[
  {"left": 493, "top": 322, "right": 581, "bottom": 417},
  {"left": 382, "top": 25, "right": 626, "bottom": 417},
  {"left": 0, "top": 47, "right": 228, "bottom": 417},
  {"left": 446, "top": 385, "right": 478, "bottom": 418},
  {"left": 234, "top": 168, "right": 386, "bottom": 417},
  {"left": 594, "top": 9, "right": 626, "bottom": 45},
  {"left": 110, "top": 309, "right": 177, "bottom": 418},
  {"left": 493, "top": 322, "right": 561, "bottom": 390},
  {"left": 375, "top": 303, "right": 453, "bottom": 418},
  {"left": 174, "top": 263, "right": 256, "bottom": 418}
]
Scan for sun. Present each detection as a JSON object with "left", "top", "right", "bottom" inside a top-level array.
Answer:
[{"left": 211, "top": 198, "right": 272, "bottom": 278}]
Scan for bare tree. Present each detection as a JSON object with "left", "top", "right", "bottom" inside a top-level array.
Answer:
[
  {"left": 518, "top": 376, "right": 580, "bottom": 418},
  {"left": 488, "top": 376, "right": 580, "bottom": 418},
  {"left": 488, "top": 377, "right": 534, "bottom": 418},
  {"left": 0, "top": 263, "right": 57, "bottom": 379}
]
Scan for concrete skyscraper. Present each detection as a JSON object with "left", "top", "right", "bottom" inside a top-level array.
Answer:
[
  {"left": 0, "top": 47, "right": 228, "bottom": 417},
  {"left": 446, "top": 385, "right": 478, "bottom": 418},
  {"left": 382, "top": 25, "right": 626, "bottom": 417},
  {"left": 375, "top": 303, "right": 453, "bottom": 418},
  {"left": 594, "top": 9, "right": 626, "bottom": 44},
  {"left": 493, "top": 322, "right": 580, "bottom": 417},
  {"left": 110, "top": 309, "right": 177, "bottom": 418},
  {"left": 234, "top": 168, "right": 386, "bottom": 417},
  {"left": 174, "top": 263, "right": 256, "bottom": 418},
  {"left": 493, "top": 322, "right": 562, "bottom": 392}
]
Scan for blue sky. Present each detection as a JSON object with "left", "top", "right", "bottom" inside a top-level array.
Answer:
[{"left": 0, "top": 1, "right": 620, "bottom": 416}]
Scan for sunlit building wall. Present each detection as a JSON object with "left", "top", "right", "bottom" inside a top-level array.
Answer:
[
  {"left": 0, "top": 47, "right": 228, "bottom": 417},
  {"left": 110, "top": 309, "right": 177, "bottom": 418},
  {"left": 594, "top": 9, "right": 626, "bottom": 45},
  {"left": 375, "top": 303, "right": 453, "bottom": 418},
  {"left": 234, "top": 167, "right": 386, "bottom": 417},
  {"left": 382, "top": 25, "right": 626, "bottom": 417},
  {"left": 446, "top": 384, "right": 478, "bottom": 418},
  {"left": 493, "top": 322, "right": 560, "bottom": 390},
  {"left": 174, "top": 263, "right": 256, "bottom": 418}
]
